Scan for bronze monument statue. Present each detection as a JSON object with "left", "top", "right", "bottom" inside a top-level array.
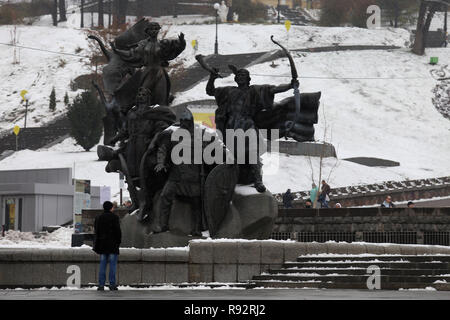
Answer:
[
  {"left": 90, "top": 19, "right": 185, "bottom": 145},
  {"left": 205, "top": 64, "right": 298, "bottom": 193},
  {"left": 93, "top": 27, "right": 321, "bottom": 246},
  {"left": 111, "top": 21, "right": 186, "bottom": 107},
  {"left": 97, "top": 87, "right": 176, "bottom": 221}
]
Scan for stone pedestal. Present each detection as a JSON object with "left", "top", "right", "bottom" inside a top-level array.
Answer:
[
  {"left": 120, "top": 200, "right": 199, "bottom": 248},
  {"left": 216, "top": 186, "right": 278, "bottom": 239}
]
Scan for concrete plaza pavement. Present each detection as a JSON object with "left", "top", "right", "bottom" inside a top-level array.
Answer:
[{"left": 1, "top": 288, "right": 450, "bottom": 300}]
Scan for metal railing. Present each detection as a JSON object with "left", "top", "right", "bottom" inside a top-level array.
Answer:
[
  {"left": 270, "top": 231, "right": 450, "bottom": 245},
  {"left": 271, "top": 232, "right": 355, "bottom": 243},
  {"left": 424, "top": 232, "right": 450, "bottom": 246},
  {"left": 270, "top": 232, "right": 296, "bottom": 241},
  {"left": 362, "top": 231, "right": 417, "bottom": 244}
]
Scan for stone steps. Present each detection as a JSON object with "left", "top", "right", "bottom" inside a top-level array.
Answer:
[
  {"left": 295, "top": 255, "right": 450, "bottom": 262},
  {"left": 283, "top": 261, "right": 450, "bottom": 269},
  {"left": 267, "top": 268, "right": 450, "bottom": 276},
  {"left": 253, "top": 275, "right": 450, "bottom": 283},
  {"left": 249, "top": 255, "right": 450, "bottom": 290},
  {"left": 248, "top": 281, "right": 444, "bottom": 290}
]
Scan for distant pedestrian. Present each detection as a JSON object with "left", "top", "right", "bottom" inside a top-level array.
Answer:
[
  {"left": 335, "top": 203, "right": 342, "bottom": 208},
  {"left": 381, "top": 196, "right": 395, "bottom": 208},
  {"left": 124, "top": 200, "right": 132, "bottom": 209},
  {"left": 282, "top": 189, "right": 295, "bottom": 208},
  {"left": 310, "top": 183, "right": 319, "bottom": 207},
  {"left": 318, "top": 180, "right": 331, "bottom": 208},
  {"left": 305, "top": 199, "right": 313, "bottom": 208},
  {"left": 407, "top": 201, "right": 415, "bottom": 208},
  {"left": 93, "top": 201, "right": 122, "bottom": 291}
]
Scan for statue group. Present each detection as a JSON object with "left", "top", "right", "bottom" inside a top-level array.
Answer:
[{"left": 92, "top": 19, "right": 321, "bottom": 244}]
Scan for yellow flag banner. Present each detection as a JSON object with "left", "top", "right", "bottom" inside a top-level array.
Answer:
[
  {"left": 13, "top": 125, "right": 20, "bottom": 136},
  {"left": 285, "top": 20, "right": 291, "bottom": 32},
  {"left": 20, "top": 90, "right": 28, "bottom": 101}
]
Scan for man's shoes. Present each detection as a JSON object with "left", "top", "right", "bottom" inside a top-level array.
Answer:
[
  {"left": 97, "top": 286, "right": 104, "bottom": 291},
  {"left": 109, "top": 285, "right": 118, "bottom": 291}
]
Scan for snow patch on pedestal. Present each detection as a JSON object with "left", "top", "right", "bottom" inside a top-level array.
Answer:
[{"left": 234, "top": 185, "right": 260, "bottom": 196}]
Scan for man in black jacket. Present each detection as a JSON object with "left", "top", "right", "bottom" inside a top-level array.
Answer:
[{"left": 94, "top": 201, "right": 122, "bottom": 291}]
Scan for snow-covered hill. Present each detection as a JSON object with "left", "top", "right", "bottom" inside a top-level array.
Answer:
[
  {"left": 0, "top": 13, "right": 449, "bottom": 199},
  {"left": 0, "top": 24, "right": 92, "bottom": 132},
  {"left": 175, "top": 45, "right": 450, "bottom": 192},
  {"left": 0, "top": 12, "right": 412, "bottom": 133}
]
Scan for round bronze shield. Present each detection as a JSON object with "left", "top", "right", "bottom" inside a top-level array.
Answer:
[{"left": 203, "top": 164, "right": 238, "bottom": 237}]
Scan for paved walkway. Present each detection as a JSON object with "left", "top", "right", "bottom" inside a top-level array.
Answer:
[{"left": 1, "top": 288, "right": 450, "bottom": 300}]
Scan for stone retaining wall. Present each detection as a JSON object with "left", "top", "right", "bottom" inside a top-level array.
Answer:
[
  {"left": 2, "top": 241, "right": 450, "bottom": 287},
  {"left": 274, "top": 207, "right": 450, "bottom": 233},
  {"left": 0, "top": 115, "right": 70, "bottom": 155},
  {"left": 0, "top": 247, "right": 189, "bottom": 287}
]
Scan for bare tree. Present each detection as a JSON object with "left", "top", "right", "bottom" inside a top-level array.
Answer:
[
  {"left": 59, "top": 0, "right": 67, "bottom": 22},
  {"left": 52, "top": 0, "right": 58, "bottom": 26},
  {"left": 113, "top": 0, "right": 128, "bottom": 27},
  {"left": 412, "top": 0, "right": 448, "bottom": 55},
  {"left": 136, "top": 0, "right": 145, "bottom": 20},
  {"left": 81, "top": 0, "right": 84, "bottom": 28},
  {"left": 377, "top": 0, "right": 419, "bottom": 28},
  {"left": 10, "top": 26, "right": 20, "bottom": 64},
  {"left": 98, "top": 0, "right": 104, "bottom": 27},
  {"left": 306, "top": 102, "right": 340, "bottom": 208},
  {"left": 108, "top": 0, "right": 112, "bottom": 27},
  {"left": 316, "top": 102, "right": 327, "bottom": 208}
]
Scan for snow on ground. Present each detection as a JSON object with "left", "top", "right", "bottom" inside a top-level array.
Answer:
[
  {"left": 0, "top": 136, "right": 126, "bottom": 202},
  {"left": 433, "top": 80, "right": 450, "bottom": 120},
  {"left": 303, "top": 9, "right": 321, "bottom": 22},
  {"left": 0, "top": 226, "right": 73, "bottom": 248},
  {"left": 0, "top": 11, "right": 410, "bottom": 135},
  {"left": 178, "top": 47, "right": 450, "bottom": 193},
  {"left": 52, "top": 11, "right": 413, "bottom": 71},
  {"left": 8, "top": 284, "right": 246, "bottom": 290},
  {"left": 399, "top": 287, "right": 437, "bottom": 291},
  {"left": 0, "top": 14, "right": 448, "bottom": 197},
  {"left": 0, "top": 24, "right": 92, "bottom": 132},
  {"left": 430, "top": 12, "right": 449, "bottom": 31},
  {"left": 163, "top": 24, "right": 411, "bottom": 73}
]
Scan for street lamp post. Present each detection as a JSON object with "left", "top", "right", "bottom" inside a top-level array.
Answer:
[
  {"left": 24, "top": 93, "right": 30, "bottom": 129},
  {"left": 277, "top": 0, "right": 280, "bottom": 23},
  {"left": 214, "top": 3, "right": 220, "bottom": 55},
  {"left": 80, "top": 0, "right": 84, "bottom": 28},
  {"left": 445, "top": 5, "right": 448, "bottom": 32}
]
